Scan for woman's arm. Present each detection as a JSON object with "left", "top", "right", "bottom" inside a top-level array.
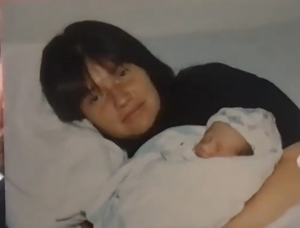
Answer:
[{"left": 223, "top": 142, "right": 300, "bottom": 228}]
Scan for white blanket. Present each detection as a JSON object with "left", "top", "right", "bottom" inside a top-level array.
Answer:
[
  {"left": 89, "top": 107, "right": 300, "bottom": 228},
  {"left": 89, "top": 124, "right": 284, "bottom": 228}
]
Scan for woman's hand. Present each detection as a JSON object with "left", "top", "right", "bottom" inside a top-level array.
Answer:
[{"left": 223, "top": 142, "right": 300, "bottom": 228}]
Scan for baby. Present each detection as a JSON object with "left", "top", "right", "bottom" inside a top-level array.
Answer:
[
  {"left": 193, "top": 107, "right": 281, "bottom": 159},
  {"left": 155, "top": 107, "right": 282, "bottom": 163},
  {"left": 99, "top": 107, "right": 284, "bottom": 228},
  {"left": 190, "top": 108, "right": 300, "bottom": 228}
]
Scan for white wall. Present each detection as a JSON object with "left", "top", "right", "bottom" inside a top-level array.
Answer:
[
  {"left": 2, "top": 0, "right": 300, "bottom": 44},
  {"left": 2, "top": 0, "right": 300, "bottom": 105}
]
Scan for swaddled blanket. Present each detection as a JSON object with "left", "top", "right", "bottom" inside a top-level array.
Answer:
[{"left": 89, "top": 108, "right": 288, "bottom": 228}]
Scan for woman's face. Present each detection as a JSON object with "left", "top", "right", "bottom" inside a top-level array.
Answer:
[{"left": 80, "top": 63, "right": 160, "bottom": 139}]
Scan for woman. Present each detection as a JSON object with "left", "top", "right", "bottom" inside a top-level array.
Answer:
[{"left": 40, "top": 21, "right": 300, "bottom": 227}]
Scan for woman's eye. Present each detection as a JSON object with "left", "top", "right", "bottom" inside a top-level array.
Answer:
[
  {"left": 89, "top": 95, "right": 98, "bottom": 104},
  {"left": 119, "top": 69, "right": 128, "bottom": 77},
  {"left": 88, "top": 92, "right": 104, "bottom": 104}
]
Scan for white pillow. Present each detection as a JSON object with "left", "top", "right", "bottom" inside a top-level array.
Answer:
[{"left": 3, "top": 44, "right": 126, "bottom": 228}]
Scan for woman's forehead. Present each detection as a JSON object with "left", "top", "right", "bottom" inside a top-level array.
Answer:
[
  {"left": 86, "top": 60, "right": 119, "bottom": 75},
  {"left": 85, "top": 61, "right": 119, "bottom": 85}
]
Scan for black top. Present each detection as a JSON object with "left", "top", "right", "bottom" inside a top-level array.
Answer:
[{"left": 117, "top": 63, "right": 300, "bottom": 158}]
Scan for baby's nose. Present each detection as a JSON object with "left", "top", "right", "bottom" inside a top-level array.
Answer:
[
  {"left": 195, "top": 142, "right": 217, "bottom": 158},
  {"left": 200, "top": 148, "right": 215, "bottom": 158}
]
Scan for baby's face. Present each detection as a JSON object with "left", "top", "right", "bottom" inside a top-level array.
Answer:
[{"left": 194, "top": 122, "right": 251, "bottom": 158}]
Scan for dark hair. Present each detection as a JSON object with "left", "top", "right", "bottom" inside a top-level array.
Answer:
[{"left": 40, "top": 20, "right": 174, "bottom": 122}]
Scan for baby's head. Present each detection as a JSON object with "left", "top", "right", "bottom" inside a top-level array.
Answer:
[
  {"left": 195, "top": 121, "right": 253, "bottom": 158},
  {"left": 195, "top": 108, "right": 282, "bottom": 159}
]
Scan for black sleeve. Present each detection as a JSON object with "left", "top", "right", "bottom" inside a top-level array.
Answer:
[{"left": 177, "top": 63, "right": 300, "bottom": 148}]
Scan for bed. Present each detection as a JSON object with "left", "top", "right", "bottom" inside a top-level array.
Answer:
[{"left": 2, "top": 0, "right": 300, "bottom": 228}]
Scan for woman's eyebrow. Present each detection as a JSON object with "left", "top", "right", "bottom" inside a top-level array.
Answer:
[{"left": 109, "top": 64, "right": 123, "bottom": 74}]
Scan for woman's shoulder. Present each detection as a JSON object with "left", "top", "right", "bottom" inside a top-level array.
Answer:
[
  {"left": 177, "top": 62, "right": 230, "bottom": 75},
  {"left": 175, "top": 62, "right": 257, "bottom": 84}
]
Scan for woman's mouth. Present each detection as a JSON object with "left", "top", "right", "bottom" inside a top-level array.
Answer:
[{"left": 122, "top": 102, "right": 144, "bottom": 123}]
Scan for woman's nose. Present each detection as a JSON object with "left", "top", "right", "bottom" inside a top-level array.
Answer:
[
  {"left": 91, "top": 74, "right": 132, "bottom": 108},
  {"left": 109, "top": 85, "right": 131, "bottom": 109}
]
